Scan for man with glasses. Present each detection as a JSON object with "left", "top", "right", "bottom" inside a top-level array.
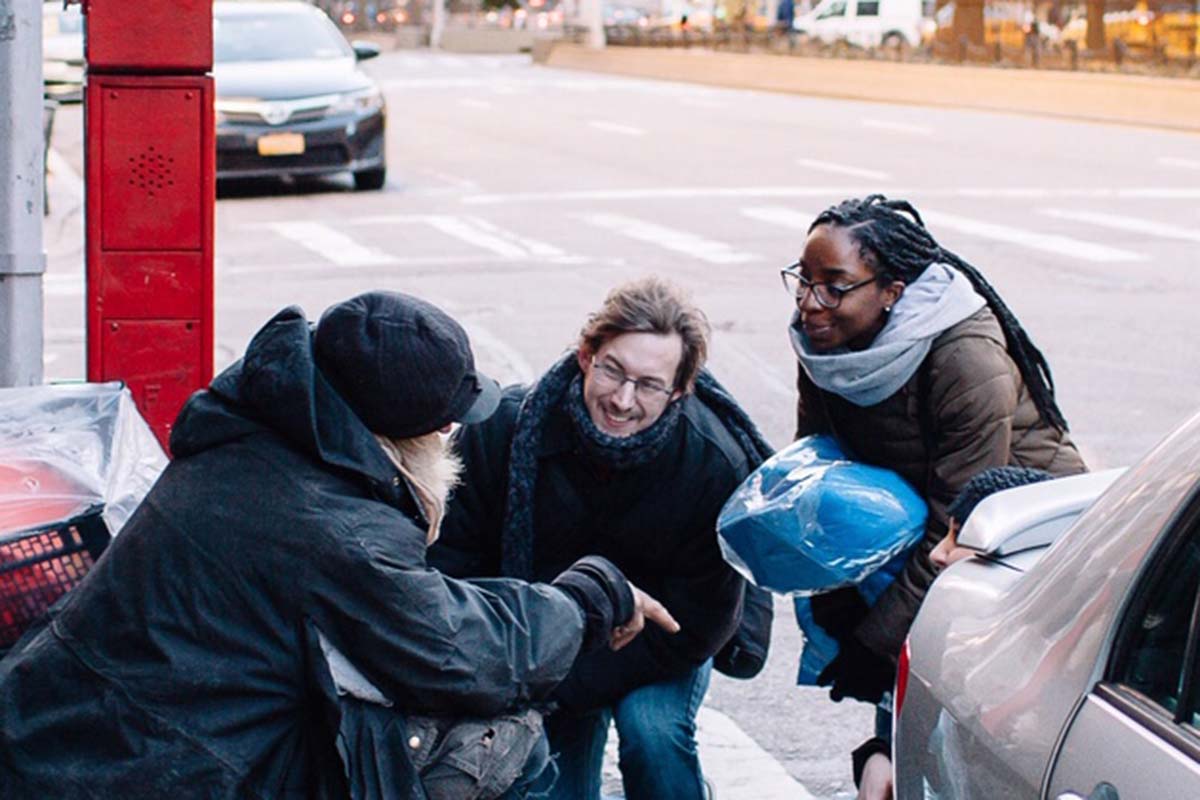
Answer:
[{"left": 429, "top": 277, "right": 774, "bottom": 800}]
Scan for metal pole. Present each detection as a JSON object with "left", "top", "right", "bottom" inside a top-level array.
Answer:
[
  {"left": 430, "top": 0, "right": 445, "bottom": 49},
  {"left": 0, "top": 0, "right": 45, "bottom": 387},
  {"left": 583, "top": 0, "right": 605, "bottom": 47}
]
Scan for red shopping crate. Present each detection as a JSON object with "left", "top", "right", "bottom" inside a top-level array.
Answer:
[{"left": 0, "top": 508, "right": 110, "bottom": 652}]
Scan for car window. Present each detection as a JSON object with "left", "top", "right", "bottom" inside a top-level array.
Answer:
[
  {"left": 213, "top": 12, "right": 352, "bottom": 63},
  {"left": 1110, "top": 507, "right": 1200, "bottom": 727},
  {"left": 856, "top": 1, "right": 881, "bottom": 15},
  {"left": 817, "top": 1, "right": 847, "bottom": 18}
]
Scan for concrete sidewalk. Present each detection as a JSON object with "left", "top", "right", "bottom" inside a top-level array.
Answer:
[{"left": 540, "top": 43, "right": 1200, "bottom": 134}]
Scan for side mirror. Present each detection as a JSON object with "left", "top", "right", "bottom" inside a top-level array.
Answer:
[{"left": 351, "top": 41, "right": 381, "bottom": 61}]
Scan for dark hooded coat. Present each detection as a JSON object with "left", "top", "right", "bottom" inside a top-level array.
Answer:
[
  {"left": 429, "top": 384, "right": 752, "bottom": 712},
  {"left": 0, "top": 307, "right": 587, "bottom": 800}
]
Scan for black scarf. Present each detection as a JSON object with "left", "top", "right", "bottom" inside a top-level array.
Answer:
[
  {"left": 499, "top": 352, "right": 774, "bottom": 580},
  {"left": 563, "top": 374, "right": 684, "bottom": 472}
]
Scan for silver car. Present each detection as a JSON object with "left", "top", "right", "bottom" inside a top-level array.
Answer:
[{"left": 895, "top": 408, "right": 1200, "bottom": 800}]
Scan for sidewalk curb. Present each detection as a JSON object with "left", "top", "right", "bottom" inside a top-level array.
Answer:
[{"left": 541, "top": 43, "right": 1200, "bottom": 134}]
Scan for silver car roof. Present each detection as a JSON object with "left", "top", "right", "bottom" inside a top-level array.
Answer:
[{"left": 956, "top": 468, "right": 1126, "bottom": 557}]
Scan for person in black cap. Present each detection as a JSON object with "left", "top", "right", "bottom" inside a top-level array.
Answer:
[{"left": 0, "top": 291, "right": 676, "bottom": 800}]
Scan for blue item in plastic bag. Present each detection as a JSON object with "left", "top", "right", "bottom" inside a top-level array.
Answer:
[
  {"left": 716, "top": 435, "right": 928, "bottom": 685},
  {"left": 717, "top": 435, "right": 927, "bottom": 596}
]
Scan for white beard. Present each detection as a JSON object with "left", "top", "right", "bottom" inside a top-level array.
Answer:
[{"left": 375, "top": 431, "right": 463, "bottom": 544}]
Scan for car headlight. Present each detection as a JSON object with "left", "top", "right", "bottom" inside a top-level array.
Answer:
[{"left": 328, "top": 88, "right": 384, "bottom": 117}]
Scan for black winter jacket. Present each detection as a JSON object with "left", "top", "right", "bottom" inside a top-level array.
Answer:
[
  {"left": 0, "top": 308, "right": 590, "bottom": 800},
  {"left": 429, "top": 385, "right": 750, "bottom": 712}
]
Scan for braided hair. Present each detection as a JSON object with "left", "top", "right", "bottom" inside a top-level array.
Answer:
[{"left": 809, "top": 194, "right": 1068, "bottom": 431}]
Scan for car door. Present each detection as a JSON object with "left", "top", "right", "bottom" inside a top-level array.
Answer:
[{"left": 1046, "top": 494, "right": 1200, "bottom": 800}]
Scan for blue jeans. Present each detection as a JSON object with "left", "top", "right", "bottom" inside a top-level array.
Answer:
[{"left": 545, "top": 660, "right": 712, "bottom": 800}]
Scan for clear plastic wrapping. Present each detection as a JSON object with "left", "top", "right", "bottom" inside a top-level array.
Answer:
[
  {"left": 717, "top": 435, "right": 929, "bottom": 685},
  {"left": 0, "top": 382, "right": 167, "bottom": 542},
  {"left": 717, "top": 435, "right": 928, "bottom": 596}
]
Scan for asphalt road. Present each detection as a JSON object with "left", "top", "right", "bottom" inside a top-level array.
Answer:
[{"left": 42, "top": 50, "right": 1200, "bottom": 798}]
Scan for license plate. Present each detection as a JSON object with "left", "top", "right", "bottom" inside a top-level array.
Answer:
[{"left": 257, "top": 132, "right": 305, "bottom": 157}]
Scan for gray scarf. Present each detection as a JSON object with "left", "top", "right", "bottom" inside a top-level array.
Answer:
[{"left": 789, "top": 263, "right": 985, "bottom": 407}]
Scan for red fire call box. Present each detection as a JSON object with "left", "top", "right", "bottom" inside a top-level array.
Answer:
[
  {"left": 85, "top": 75, "right": 215, "bottom": 449},
  {"left": 84, "top": 0, "right": 213, "bottom": 73}
]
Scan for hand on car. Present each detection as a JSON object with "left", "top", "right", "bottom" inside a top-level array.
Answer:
[{"left": 610, "top": 584, "right": 679, "bottom": 650}]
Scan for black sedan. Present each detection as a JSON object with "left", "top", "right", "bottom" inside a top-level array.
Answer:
[{"left": 214, "top": 1, "right": 387, "bottom": 190}]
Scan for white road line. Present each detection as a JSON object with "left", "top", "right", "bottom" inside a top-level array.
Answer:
[
  {"left": 795, "top": 158, "right": 890, "bottom": 181},
  {"left": 1157, "top": 156, "right": 1200, "bottom": 170},
  {"left": 578, "top": 213, "right": 759, "bottom": 264},
  {"left": 462, "top": 216, "right": 575, "bottom": 261},
  {"left": 457, "top": 320, "right": 536, "bottom": 385},
  {"left": 921, "top": 209, "right": 1145, "bottom": 263},
  {"left": 740, "top": 206, "right": 816, "bottom": 230},
  {"left": 1039, "top": 207, "right": 1200, "bottom": 243},
  {"left": 263, "top": 222, "right": 395, "bottom": 267},
  {"left": 411, "top": 216, "right": 528, "bottom": 258},
  {"left": 697, "top": 707, "right": 816, "bottom": 800},
  {"left": 862, "top": 118, "right": 934, "bottom": 136},
  {"left": 463, "top": 186, "right": 1200, "bottom": 205},
  {"left": 223, "top": 254, "right": 582, "bottom": 277},
  {"left": 459, "top": 98, "right": 494, "bottom": 110},
  {"left": 435, "top": 55, "right": 470, "bottom": 69},
  {"left": 345, "top": 214, "right": 573, "bottom": 261},
  {"left": 680, "top": 97, "right": 727, "bottom": 109},
  {"left": 587, "top": 120, "right": 646, "bottom": 137}
]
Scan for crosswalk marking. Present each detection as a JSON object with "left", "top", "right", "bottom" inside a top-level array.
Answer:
[
  {"left": 1157, "top": 156, "right": 1200, "bottom": 170},
  {"left": 346, "top": 214, "right": 574, "bottom": 261},
  {"left": 464, "top": 186, "right": 1200, "bottom": 205},
  {"left": 740, "top": 206, "right": 816, "bottom": 230},
  {"left": 588, "top": 120, "right": 646, "bottom": 137},
  {"left": 862, "top": 118, "right": 934, "bottom": 136},
  {"left": 598, "top": 707, "right": 815, "bottom": 799},
  {"left": 578, "top": 213, "right": 760, "bottom": 265},
  {"left": 920, "top": 208, "right": 1145, "bottom": 263},
  {"left": 796, "top": 158, "right": 890, "bottom": 181},
  {"left": 697, "top": 707, "right": 816, "bottom": 799},
  {"left": 1039, "top": 208, "right": 1200, "bottom": 243},
  {"left": 263, "top": 221, "right": 395, "bottom": 267}
]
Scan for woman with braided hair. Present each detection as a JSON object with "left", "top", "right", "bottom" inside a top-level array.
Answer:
[{"left": 784, "top": 194, "right": 1086, "bottom": 799}]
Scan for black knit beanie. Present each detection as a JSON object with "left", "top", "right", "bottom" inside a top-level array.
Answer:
[
  {"left": 947, "top": 466, "right": 1056, "bottom": 524},
  {"left": 313, "top": 292, "right": 500, "bottom": 438}
]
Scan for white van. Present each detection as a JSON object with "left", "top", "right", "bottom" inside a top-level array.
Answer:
[{"left": 792, "top": 0, "right": 931, "bottom": 47}]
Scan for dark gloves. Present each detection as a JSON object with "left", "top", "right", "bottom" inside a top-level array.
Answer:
[
  {"left": 810, "top": 586, "right": 870, "bottom": 641},
  {"left": 552, "top": 556, "right": 635, "bottom": 653},
  {"left": 816, "top": 634, "right": 895, "bottom": 704}
]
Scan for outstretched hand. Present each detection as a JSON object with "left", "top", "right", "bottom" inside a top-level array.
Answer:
[{"left": 610, "top": 584, "right": 679, "bottom": 650}]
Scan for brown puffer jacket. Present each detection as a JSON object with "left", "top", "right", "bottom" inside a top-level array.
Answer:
[{"left": 795, "top": 306, "right": 1086, "bottom": 661}]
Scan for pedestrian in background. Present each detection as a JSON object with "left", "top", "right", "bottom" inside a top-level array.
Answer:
[
  {"left": 783, "top": 195, "right": 1086, "bottom": 800},
  {"left": 430, "top": 277, "right": 774, "bottom": 800},
  {"left": 0, "top": 291, "right": 676, "bottom": 800}
]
